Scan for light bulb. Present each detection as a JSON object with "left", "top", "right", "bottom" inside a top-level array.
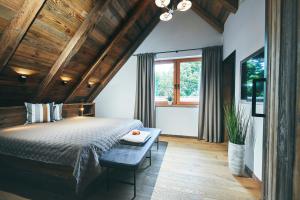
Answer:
[
  {"left": 177, "top": 0, "right": 192, "bottom": 11},
  {"left": 160, "top": 12, "right": 173, "bottom": 21},
  {"left": 155, "top": 0, "right": 170, "bottom": 8}
]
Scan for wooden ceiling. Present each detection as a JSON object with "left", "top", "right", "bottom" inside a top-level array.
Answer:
[{"left": 0, "top": 0, "right": 237, "bottom": 106}]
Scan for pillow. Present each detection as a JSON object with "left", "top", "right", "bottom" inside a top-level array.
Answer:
[
  {"left": 25, "top": 102, "right": 54, "bottom": 123},
  {"left": 53, "top": 103, "right": 63, "bottom": 121}
]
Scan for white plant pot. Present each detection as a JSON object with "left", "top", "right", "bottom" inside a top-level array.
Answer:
[
  {"left": 167, "top": 101, "right": 172, "bottom": 105},
  {"left": 228, "top": 142, "right": 245, "bottom": 176}
]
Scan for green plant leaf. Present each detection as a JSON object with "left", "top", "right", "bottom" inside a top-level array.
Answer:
[{"left": 224, "top": 103, "right": 250, "bottom": 145}]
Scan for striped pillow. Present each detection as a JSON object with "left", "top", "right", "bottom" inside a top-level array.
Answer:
[
  {"left": 25, "top": 102, "right": 54, "bottom": 123},
  {"left": 53, "top": 103, "right": 63, "bottom": 121}
]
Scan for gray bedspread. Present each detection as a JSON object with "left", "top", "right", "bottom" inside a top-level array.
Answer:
[{"left": 0, "top": 117, "right": 143, "bottom": 192}]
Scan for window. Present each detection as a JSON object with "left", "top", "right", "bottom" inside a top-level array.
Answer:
[
  {"left": 241, "top": 48, "right": 265, "bottom": 101},
  {"left": 154, "top": 61, "right": 174, "bottom": 102},
  {"left": 155, "top": 58, "right": 201, "bottom": 106}
]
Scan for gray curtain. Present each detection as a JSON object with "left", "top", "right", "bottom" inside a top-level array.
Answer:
[
  {"left": 198, "top": 46, "right": 223, "bottom": 142},
  {"left": 134, "top": 53, "right": 156, "bottom": 128}
]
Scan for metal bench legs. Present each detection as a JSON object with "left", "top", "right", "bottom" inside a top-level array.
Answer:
[
  {"left": 133, "top": 169, "right": 136, "bottom": 199},
  {"left": 105, "top": 149, "right": 153, "bottom": 199},
  {"left": 155, "top": 137, "right": 159, "bottom": 150},
  {"left": 106, "top": 168, "right": 109, "bottom": 191},
  {"left": 146, "top": 150, "right": 152, "bottom": 166}
]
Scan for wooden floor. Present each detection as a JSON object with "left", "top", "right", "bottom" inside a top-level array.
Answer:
[{"left": 151, "top": 136, "right": 261, "bottom": 200}]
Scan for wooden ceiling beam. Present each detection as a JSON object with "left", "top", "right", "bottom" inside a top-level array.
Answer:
[
  {"left": 192, "top": 2, "right": 224, "bottom": 33},
  {"left": 0, "top": 0, "right": 46, "bottom": 73},
  {"left": 87, "top": 13, "right": 160, "bottom": 102},
  {"left": 34, "top": 0, "right": 111, "bottom": 102},
  {"left": 65, "top": 0, "right": 152, "bottom": 103},
  {"left": 218, "top": 0, "right": 238, "bottom": 13}
]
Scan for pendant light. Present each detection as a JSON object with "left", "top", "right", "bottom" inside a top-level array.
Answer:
[
  {"left": 155, "top": 0, "right": 192, "bottom": 22},
  {"left": 160, "top": 11, "right": 173, "bottom": 21},
  {"left": 177, "top": 0, "right": 192, "bottom": 12},
  {"left": 155, "top": 0, "right": 171, "bottom": 8}
]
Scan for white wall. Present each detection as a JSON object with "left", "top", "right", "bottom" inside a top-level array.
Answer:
[
  {"left": 95, "top": 10, "right": 223, "bottom": 137},
  {"left": 223, "top": 0, "right": 265, "bottom": 180}
]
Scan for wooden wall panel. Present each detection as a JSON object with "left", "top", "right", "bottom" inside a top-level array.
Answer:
[
  {"left": 125, "top": 24, "right": 141, "bottom": 41},
  {"left": 193, "top": 0, "right": 232, "bottom": 25},
  {"left": 294, "top": 0, "right": 300, "bottom": 198},
  {"left": 192, "top": 1, "right": 224, "bottom": 33},
  {"left": 0, "top": 0, "right": 25, "bottom": 34},
  {"left": 0, "top": 0, "right": 46, "bottom": 73},
  {"left": 88, "top": 10, "right": 161, "bottom": 101},
  {"left": 64, "top": 0, "right": 147, "bottom": 103},
  {"left": 0, "top": 1, "right": 24, "bottom": 11},
  {"left": 0, "top": 106, "right": 26, "bottom": 128},
  {"left": 34, "top": 0, "right": 112, "bottom": 102},
  {"left": 51, "top": 2, "right": 135, "bottom": 103},
  {"left": 0, "top": 103, "right": 90, "bottom": 129},
  {"left": 0, "top": 0, "right": 95, "bottom": 106},
  {"left": 264, "top": 0, "right": 298, "bottom": 199},
  {"left": 0, "top": 0, "right": 233, "bottom": 107},
  {"left": 89, "top": 28, "right": 108, "bottom": 44}
]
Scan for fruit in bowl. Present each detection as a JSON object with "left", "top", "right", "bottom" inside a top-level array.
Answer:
[{"left": 131, "top": 130, "right": 141, "bottom": 135}]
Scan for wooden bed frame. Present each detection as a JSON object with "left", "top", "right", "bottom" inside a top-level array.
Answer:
[
  {"left": 0, "top": 154, "right": 76, "bottom": 188},
  {"left": 0, "top": 103, "right": 95, "bottom": 192}
]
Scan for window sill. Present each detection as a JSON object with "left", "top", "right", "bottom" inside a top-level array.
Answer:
[
  {"left": 156, "top": 104, "right": 198, "bottom": 108},
  {"left": 239, "top": 100, "right": 264, "bottom": 105}
]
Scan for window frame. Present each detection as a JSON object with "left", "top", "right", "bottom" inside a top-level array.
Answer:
[{"left": 155, "top": 57, "right": 202, "bottom": 107}]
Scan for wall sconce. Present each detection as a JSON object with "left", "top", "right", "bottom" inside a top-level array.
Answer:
[
  {"left": 87, "top": 79, "right": 98, "bottom": 88},
  {"left": 88, "top": 81, "right": 95, "bottom": 88},
  {"left": 60, "top": 76, "right": 72, "bottom": 85},
  {"left": 18, "top": 74, "right": 27, "bottom": 82},
  {"left": 12, "top": 67, "right": 36, "bottom": 83},
  {"left": 80, "top": 106, "right": 84, "bottom": 116}
]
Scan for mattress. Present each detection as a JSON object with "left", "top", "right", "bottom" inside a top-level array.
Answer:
[{"left": 0, "top": 116, "right": 143, "bottom": 192}]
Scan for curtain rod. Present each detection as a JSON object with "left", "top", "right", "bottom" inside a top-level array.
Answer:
[
  {"left": 133, "top": 47, "right": 203, "bottom": 56},
  {"left": 133, "top": 45, "right": 220, "bottom": 56}
]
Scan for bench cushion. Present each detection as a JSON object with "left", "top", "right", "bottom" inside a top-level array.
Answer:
[{"left": 99, "top": 128, "right": 161, "bottom": 168}]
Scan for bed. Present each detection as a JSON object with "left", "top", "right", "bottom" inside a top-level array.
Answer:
[{"left": 0, "top": 116, "right": 143, "bottom": 193}]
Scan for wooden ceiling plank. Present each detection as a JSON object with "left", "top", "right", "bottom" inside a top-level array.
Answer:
[
  {"left": 192, "top": 2, "right": 224, "bottom": 33},
  {"left": 34, "top": 0, "right": 111, "bottom": 102},
  {"left": 87, "top": 13, "right": 160, "bottom": 102},
  {"left": 218, "top": 0, "right": 238, "bottom": 13},
  {"left": 0, "top": 0, "right": 25, "bottom": 12},
  {"left": 0, "top": 0, "right": 46, "bottom": 73},
  {"left": 65, "top": 0, "right": 152, "bottom": 103}
]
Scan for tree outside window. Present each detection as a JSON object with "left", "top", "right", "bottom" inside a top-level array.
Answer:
[{"left": 155, "top": 57, "right": 201, "bottom": 106}]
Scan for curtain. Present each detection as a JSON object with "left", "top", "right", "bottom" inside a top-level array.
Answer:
[
  {"left": 198, "top": 46, "right": 223, "bottom": 142},
  {"left": 134, "top": 53, "right": 156, "bottom": 128}
]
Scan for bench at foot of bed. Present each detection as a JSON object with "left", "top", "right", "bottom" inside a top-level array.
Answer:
[{"left": 99, "top": 128, "right": 161, "bottom": 199}]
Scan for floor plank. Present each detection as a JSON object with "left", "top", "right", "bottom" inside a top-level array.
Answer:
[{"left": 151, "top": 136, "right": 261, "bottom": 200}]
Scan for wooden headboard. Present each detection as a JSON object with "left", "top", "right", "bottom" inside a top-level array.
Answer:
[{"left": 0, "top": 103, "right": 95, "bottom": 129}]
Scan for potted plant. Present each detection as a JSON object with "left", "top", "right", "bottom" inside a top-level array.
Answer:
[
  {"left": 224, "top": 104, "right": 250, "bottom": 176},
  {"left": 167, "top": 95, "right": 173, "bottom": 105}
]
